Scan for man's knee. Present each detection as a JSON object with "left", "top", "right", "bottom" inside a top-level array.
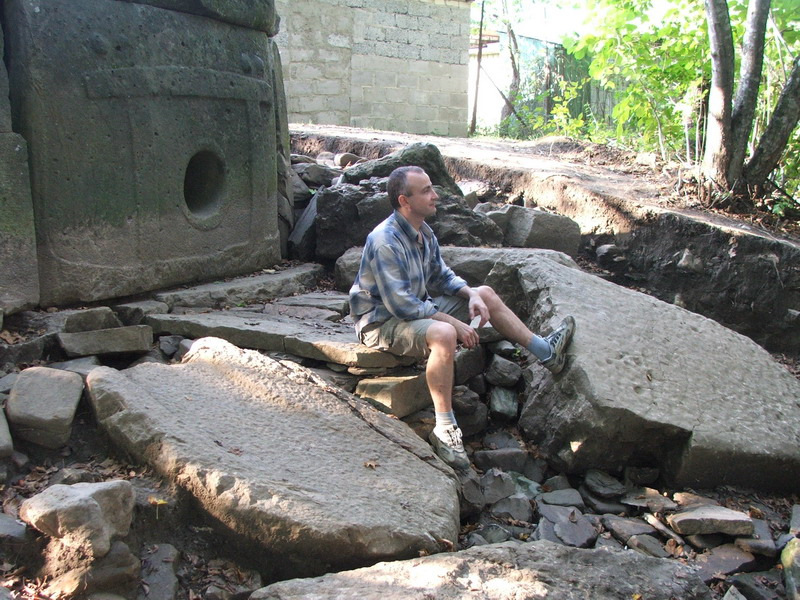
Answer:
[
  {"left": 426, "top": 321, "right": 458, "bottom": 351},
  {"left": 476, "top": 285, "right": 502, "bottom": 308}
]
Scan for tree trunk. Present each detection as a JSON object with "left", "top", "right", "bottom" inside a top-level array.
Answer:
[
  {"left": 744, "top": 54, "right": 800, "bottom": 186},
  {"left": 499, "top": 0, "right": 520, "bottom": 132},
  {"left": 728, "top": 0, "right": 771, "bottom": 184},
  {"left": 702, "top": 0, "right": 736, "bottom": 190}
]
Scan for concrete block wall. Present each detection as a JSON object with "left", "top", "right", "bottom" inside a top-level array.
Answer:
[{"left": 275, "top": 0, "right": 471, "bottom": 137}]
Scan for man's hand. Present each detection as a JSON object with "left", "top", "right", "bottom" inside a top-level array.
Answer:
[
  {"left": 453, "top": 319, "right": 480, "bottom": 348},
  {"left": 467, "top": 292, "right": 490, "bottom": 328}
]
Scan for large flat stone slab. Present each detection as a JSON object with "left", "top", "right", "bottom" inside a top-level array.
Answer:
[
  {"left": 153, "top": 264, "right": 325, "bottom": 308},
  {"left": 250, "top": 539, "right": 712, "bottom": 600},
  {"left": 432, "top": 247, "right": 800, "bottom": 493},
  {"left": 146, "top": 310, "right": 414, "bottom": 368},
  {"left": 85, "top": 337, "right": 458, "bottom": 580}
]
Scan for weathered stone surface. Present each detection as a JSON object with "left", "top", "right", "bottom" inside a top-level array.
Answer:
[
  {"left": 19, "top": 480, "right": 135, "bottom": 557},
  {"left": 580, "top": 486, "right": 628, "bottom": 515},
  {"left": 7, "top": 366, "right": 84, "bottom": 448},
  {"left": 620, "top": 487, "right": 678, "bottom": 512},
  {"left": 667, "top": 505, "right": 754, "bottom": 536},
  {"left": 58, "top": 326, "right": 153, "bottom": 358},
  {"left": 121, "top": 0, "right": 279, "bottom": 34},
  {"left": 0, "top": 133, "right": 38, "bottom": 314},
  {"left": 49, "top": 356, "right": 103, "bottom": 378},
  {"left": 154, "top": 264, "right": 324, "bottom": 308},
  {"left": 354, "top": 371, "right": 430, "bottom": 418},
  {"left": 273, "top": 291, "right": 349, "bottom": 315},
  {"left": 86, "top": 337, "right": 459, "bottom": 579},
  {"left": 250, "top": 540, "right": 712, "bottom": 600},
  {"left": 6, "top": 0, "right": 282, "bottom": 305},
  {"left": 434, "top": 245, "right": 800, "bottom": 492},
  {"left": 729, "top": 570, "right": 786, "bottom": 600}
]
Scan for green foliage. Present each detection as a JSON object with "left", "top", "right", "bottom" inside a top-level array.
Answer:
[{"left": 471, "top": 0, "right": 799, "bottom": 200}]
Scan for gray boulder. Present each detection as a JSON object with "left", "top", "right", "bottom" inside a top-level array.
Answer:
[
  {"left": 433, "top": 246, "right": 800, "bottom": 493},
  {"left": 7, "top": 366, "right": 84, "bottom": 448},
  {"left": 341, "top": 142, "right": 462, "bottom": 197},
  {"left": 250, "top": 540, "right": 712, "bottom": 600},
  {"left": 481, "top": 204, "right": 581, "bottom": 257},
  {"left": 85, "top": 337, "right": 459, "bottom": 579},
  {"left": 19, "top": 480, "right": 135, "bottom": 557}
]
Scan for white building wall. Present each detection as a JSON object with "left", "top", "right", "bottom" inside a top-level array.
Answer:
[{"left": 274, "top": 0, "right": 472, "bottom": 137}]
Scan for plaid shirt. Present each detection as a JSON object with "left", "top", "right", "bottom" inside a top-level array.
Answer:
[{"left": 349, "top": 211, "right": 467, "bottom": 337}]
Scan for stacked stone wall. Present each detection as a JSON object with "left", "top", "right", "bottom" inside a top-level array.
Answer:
[{"left": 275, "top": 0, "right": 471, "bottom": 137}]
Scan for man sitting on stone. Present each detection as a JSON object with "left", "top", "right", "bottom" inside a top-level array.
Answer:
[{"left": 349, "top": 165, "right": 575, "bottom": 470}]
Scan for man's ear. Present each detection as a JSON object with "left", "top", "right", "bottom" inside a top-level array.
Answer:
[{"left": 397, "top": 193, "right": 410, "bottom": 208}]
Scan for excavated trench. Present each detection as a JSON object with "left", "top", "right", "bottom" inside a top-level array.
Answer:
[{"left": 289, "top": 127, "right": 800, "bottom": 355}]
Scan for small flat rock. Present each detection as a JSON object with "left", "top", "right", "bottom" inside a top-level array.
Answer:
[
  {"left": 584, "top": 469, "right": 626, "bottom": 498},
  {"left": 490, "top": 493, "right": 533, "bottom": 522},
  {"left": 620, "top": 487, "right": 678, "bottom": 512},
  {"left": 58, "top": 325, "right": 153, "bottom": 358},
  {"left": 354, "top": 371, "right": 430, "bottom": 418},
  {"left": 667, "top": 505, "right": 754, "bottom": 536},
  {"left": 481, "top": 469, "right": 516, "bottom": 505},
  {"left": 538, "top": 488, "right": 585, "bottom": 510},
  {"left": 137, "top": 544, "right": 180, "bottom": 600},
  {"left": 251, "top": 540, "right": 711, "bottom": 600},
  {"left": 601, "top": 515, "right": 658, "bottom": 544},
  {"left": 273, "top": 292, "right": 349, "bottom": 315},
  {"left": 729, "top": 569, "right": 786, "bottom": 600},
  {"left": 472, "top": 447, "right": 528, "bottom": 473},
  {"left": 692, "top": 544, "right": 759, "bottom": 584},
  {"left": 538, "top": 504, "right": 597, "bottom": 548},
  {"left": 85, "top": 337, "right": 458, "bottom": 579},
  {"left": 628, "top": 533, "right": 669, "bottom": 558},
  {"left": 63, "top": 307, "right": 122, "bottom": 333},
  {"left": 7, "top": 366, "right": 84, "bottom": 448},
  {"left": 579, "top": 485, "right": 628, "bottom": 515}
]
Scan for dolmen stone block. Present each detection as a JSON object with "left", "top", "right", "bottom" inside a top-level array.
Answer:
[
  {"left": 0, "top": 133, "right": 38, "bottom": 314},
  {"left": 85, "top": 337, "right": 459, "bottom": 580},
  {"left": 121, "top": 0, "right": 279, "bottom": 34},
  {"left": 437, "top": 246, "right": 800, "bottom": 493},
  {"left": 7, "top": 366, "right": 84, "bottom": 448},
  {"left": 19, "top": 480, "right": 135, "bottom": 558},
  {"left": 250, "top": 540, "right": 712, "bottom": 600},
  {"left": 4, "top": 0, "right": 284, "bottom": 305}
]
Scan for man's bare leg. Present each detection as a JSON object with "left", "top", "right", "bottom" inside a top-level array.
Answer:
[
  {"left": 425, "top": 321, "right": 469, "bottom": 470},
  {"left": 474, "top": 285, "right": 536, "bottom": 347}
]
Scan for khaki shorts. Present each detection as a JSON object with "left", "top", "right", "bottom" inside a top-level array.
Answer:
[{"left": 360, "top": 295, "right": 470, "bottom": 359}]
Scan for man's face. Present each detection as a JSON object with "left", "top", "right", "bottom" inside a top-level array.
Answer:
[{"left": 401, "top": 171, "right": 439, "bottom": 219}]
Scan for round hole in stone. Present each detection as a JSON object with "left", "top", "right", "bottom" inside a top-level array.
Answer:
[{"left": 183, "top": 150, "right": 225, "bottom": 217}]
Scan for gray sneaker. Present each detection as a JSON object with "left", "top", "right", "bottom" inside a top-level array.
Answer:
[
  {"left": 428, "top": 425, "right": 470, "bottom": 471},
  {"left": 541, "top": 316, "right": 576, "bottom": 374}
]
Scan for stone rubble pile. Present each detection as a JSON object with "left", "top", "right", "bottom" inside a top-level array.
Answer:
[{"left": 0, "top": 276, "right": 798, "bottom": 598}]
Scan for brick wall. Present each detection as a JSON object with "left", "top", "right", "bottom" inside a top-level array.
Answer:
[{"left": 274, "top": 0, "right": 471, "bottom": 137}]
